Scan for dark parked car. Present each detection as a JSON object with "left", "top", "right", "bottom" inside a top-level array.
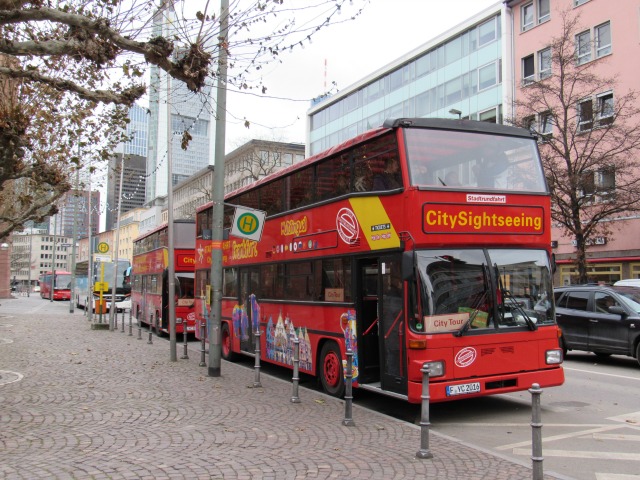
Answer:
[{"left": 554, "top": 285, "right": 640, "bottom": 366}]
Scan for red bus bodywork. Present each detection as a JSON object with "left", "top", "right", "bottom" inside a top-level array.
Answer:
[
  {"left": 195, "top": 118, "right": 564, "bottom": 403},
  {"left": 39, "top": 271, "right": 72, "bottom": 301},
  {"left": 132, "top": 222, "right": 196, "bottom": 335}
]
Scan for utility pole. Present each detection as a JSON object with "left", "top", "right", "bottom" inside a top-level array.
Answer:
[
  {"left": 70, "top": 167, "right": 80, "bottom": 313},
  {"left": 27, "top": 231, "right": 32, "bottom": 297},
  {"left": 50, "top": 213, "right": 57, "bottom": 302},
  {"left": 109, "top": 155, "right": 125, "bottom": 331},
  {"left": 87, "top": 164, "right": 94, "bottom": 324},
  {"left": 167, "top": 65, "right": 177, "bottom": 361},
  {"left": 208, "top": 0, "right": 229, "bottom": 377}
]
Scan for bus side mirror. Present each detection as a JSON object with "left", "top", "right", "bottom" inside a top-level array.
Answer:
[{"left": 402, "top": 251, "right": 415, "bottom": 281}]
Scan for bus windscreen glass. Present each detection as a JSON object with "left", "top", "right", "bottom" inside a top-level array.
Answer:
[{"left": 405, "top": 129, "right": 546, "bottom": 192}]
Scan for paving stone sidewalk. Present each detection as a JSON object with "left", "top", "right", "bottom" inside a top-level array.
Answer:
[{"left": 0, "top": 296, "right": 571, "bottom": 479}]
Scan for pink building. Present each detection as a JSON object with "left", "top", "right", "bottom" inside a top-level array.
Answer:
[{"left": 505, "top": 0, "right": 640, "bottom": 284}]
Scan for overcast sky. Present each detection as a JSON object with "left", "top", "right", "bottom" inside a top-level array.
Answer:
[{"left": 223, "top": 0, "right": 501, "bottom": 150}]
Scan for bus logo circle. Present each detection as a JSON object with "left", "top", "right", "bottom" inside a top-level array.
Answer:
[
  {"left": 336, "top": 208, "right": 359, "bottom": 244},
  {"left": 455, "top": 347, "right": 477, "bottom": 367},
  {"left": 236, "top": 212, "right": 259, "bottom": 235}
]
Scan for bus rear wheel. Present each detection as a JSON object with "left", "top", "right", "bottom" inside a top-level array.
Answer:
[
  {"left": 221, "top": 322, "right": 238, "bottom": 361},
  {"left": 319, "top": 342, "right": 345, "bottom": 398}
]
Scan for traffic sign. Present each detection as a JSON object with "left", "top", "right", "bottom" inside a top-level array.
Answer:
[
  {"left": 97, "top": 242, "right": 109, "bottom": 254},
  {"left": 230, "top": 207, "right": 266, "bottom": 242},
  {"left": 94, "top": 281, "right": 109, "bottom": 292}
]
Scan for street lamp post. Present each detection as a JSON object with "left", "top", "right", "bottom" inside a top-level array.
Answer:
[{"left": 109, "top": 155, "right": 125, "bottom": 331}]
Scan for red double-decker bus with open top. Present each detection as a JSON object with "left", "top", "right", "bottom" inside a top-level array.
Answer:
[
  {"left": 131, "top": 220, "right": 197, "bottom": 336},
  {"left": 195, "top": 118, "right": 564, "bottom": 403}
]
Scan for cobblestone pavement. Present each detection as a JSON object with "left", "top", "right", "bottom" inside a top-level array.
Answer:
[{"left": 0, "top": 296, "right": 572, "bottom": 479}]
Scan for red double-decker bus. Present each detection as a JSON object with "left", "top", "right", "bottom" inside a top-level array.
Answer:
[
  {"left": 195, "top": 118, "right": 564, "bottom": 403},
  {"left": 39, "top": 271, "right": 72, "bottom": 300},
  {"left": 131, "top": 220, "right": 197, "bottom": 336}
]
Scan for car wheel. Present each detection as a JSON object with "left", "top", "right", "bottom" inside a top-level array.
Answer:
[
  {"left": 221, "top": 322, "right": 238, "bottom": 361},
  {"left": 319, "top": 342, "right": 345, "bottom": 398},
  {"left": 594, "top": 352, "right": 611, "bottom": 358}
]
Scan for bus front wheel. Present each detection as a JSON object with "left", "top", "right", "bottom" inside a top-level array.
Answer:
[
  {"left": 319, "top": 342, "right": 345, "bottom": 398},
  {"left": 221, "top": 322, "right": 238, "bottom": 361}
]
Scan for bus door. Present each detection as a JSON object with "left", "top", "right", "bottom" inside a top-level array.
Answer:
[
  {"left": 378, "top": 255, "right": 407, "bottom": 396},
  {"left": 239, "top": 268, "right": 259, "bottom": 353},
  {"left": 356, "top": 259, "right": 380, "bottom": 384}
]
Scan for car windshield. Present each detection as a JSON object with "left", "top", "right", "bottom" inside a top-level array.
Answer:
[
  {"left": 615, "top": 287, "right": 640, "bottom": 313},
  {"left": 412, "top": 248, "right": 555, "bottom": 334}
]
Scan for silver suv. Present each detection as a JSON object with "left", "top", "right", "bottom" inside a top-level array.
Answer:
[{"left": 554, "top": 284, "right": 640, "bottom": 367}]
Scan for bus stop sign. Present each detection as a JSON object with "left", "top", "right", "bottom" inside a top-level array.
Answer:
[
  {"left": 231, "top": 207, "right": 266, "bottom": 242},
  {"left": 94, "top": 281, "right": 109, "bottom": 293}
]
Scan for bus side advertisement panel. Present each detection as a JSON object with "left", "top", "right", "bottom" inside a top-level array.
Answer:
[{"left": 422, "top": 202, "right": 545, "bottom": 236}]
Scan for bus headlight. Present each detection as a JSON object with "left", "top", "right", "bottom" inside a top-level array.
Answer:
[
  {"left": 546, "top": 349, "right": 563, "bottom": 365},
  {"left": 422, "top": 361, "right": 444, "bottom": 377}
]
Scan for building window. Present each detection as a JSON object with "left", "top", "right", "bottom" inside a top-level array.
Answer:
[
  {"left": 540, "top": 112, "right": 553, "bottom": 137},
  {"left": 538, "top": 47, "right": 551, "bottom": 79},
  {"left": 580, "top": 167, "right": 615, "bottom": 200},
  {"left": 479, "top": 108, "right": 497, "bottom": 123},
  {"left": 595, "top": 22, "right": 611, "bottom": 58},
  {"left": 522, "top": 3, "right": 534, "bottom": 31},
  {"left": 478, "top": 62, "right": 497, "bottom": 90},
  {"left": 538, "top": 0, "right": 550, "bottom": 23},
  {"left": 576, "top": 30, "right": 591, "bottom": 65},
  {"left": 578, "top": 99, "right": 593, "bottom": 131},
  {"left": 574, "top": 0, "right": 590, "bottom": 6},
  {"left": 597, "top": 92, "right": 614, "bottom": 126},
  {"left": 478, "top": 18, "right": 497, "bottom": 46},
  {"left": 522, "top": 54, "right": 535, "bottom": 84}
]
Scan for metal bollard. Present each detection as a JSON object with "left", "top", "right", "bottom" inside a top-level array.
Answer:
[
  {"left": 290, "top": 337, "right": 301, "bottom": 403},
  {"left": 180, "top": 323, "right": 189, "bottom": 360},
  {"left": 147, "top": 314, "right": 153, "bottom": 344},
  {"left": 128, "top": 309, "right": 133, "bottom": 336},
  {"left": 342, "top": 349, "right": 355, "bottom": 426},
  {"left": 120, "top": 309, "right": 125, "bottom": 333},
  {"left": 415, "top": 364, "right": 434, "bottom": 459},
  {"left": 199, "top": 321, "right": 206, "bottom": 367},
  {"left": 253, "top": 329, "right": 262, "bottom": 388},
  {"left": 530, "top": 383, "right": 544, "bottom": 480}
]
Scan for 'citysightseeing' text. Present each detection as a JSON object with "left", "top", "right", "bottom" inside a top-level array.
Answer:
[{"left": 423, "top": 204, "right": 543, "bottom": 234}]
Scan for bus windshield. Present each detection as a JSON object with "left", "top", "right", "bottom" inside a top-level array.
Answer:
[
  {"left": 404, "top": 128, "right": 546, "bottom": 192},
  {"left": 414, "top": 249, "right": 555, "bottom": 334},
  {"left": 54, "top": 274, "right": 72, "bottom": 289}
]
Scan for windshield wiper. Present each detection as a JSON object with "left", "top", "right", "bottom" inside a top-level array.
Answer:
[
  {"left": 495, "top": 264, "right": 537, "bottom": 331},
  {"left": 454, "top": 264, "right": 488, "bottom": 337}
]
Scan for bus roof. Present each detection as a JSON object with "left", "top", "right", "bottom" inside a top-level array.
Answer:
[
  {"left": 382, "top": 117, "right": 535, "bottom": 139},
  {"left": 196, "top": 117, "right": 536, "bottom": 214}
]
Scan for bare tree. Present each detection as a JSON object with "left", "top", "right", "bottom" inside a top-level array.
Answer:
[
  {"left": 0, "top": 0, "right": 367, "bottom": 238},
  {"left": 225, "top": 138, "right": 302, "bottom": 193},
  {"left": 510, "top": 10, "right": 640, "bottom": 284}
]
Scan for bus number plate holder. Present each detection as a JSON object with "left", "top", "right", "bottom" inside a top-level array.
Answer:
[{"left": 446, "top": 382, "right": 481, "bottom": 396}]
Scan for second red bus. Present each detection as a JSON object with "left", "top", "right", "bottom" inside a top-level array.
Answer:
[
  {"left": 131, "top": 220, "right": 197, "bottom": 335},
  {"left": 39, "top": 271, "right": 72, "bottom": 301}
]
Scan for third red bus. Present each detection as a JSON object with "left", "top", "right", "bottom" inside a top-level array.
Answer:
[{"left": 39, "top": 271, "right": 72, "bottom": 301}]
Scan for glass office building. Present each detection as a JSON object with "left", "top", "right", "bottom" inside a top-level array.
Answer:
[{"left": 307, "top": 3, "right": 505, "bottom": 156}]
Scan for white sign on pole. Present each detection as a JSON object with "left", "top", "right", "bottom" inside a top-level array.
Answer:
[{"left": 230, "top": 207, "right": 266, "bottom": 242}]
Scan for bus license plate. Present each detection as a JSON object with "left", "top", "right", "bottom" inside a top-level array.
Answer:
[{"left": 446, "top": 382, "right": 481, "bottom": 396}]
